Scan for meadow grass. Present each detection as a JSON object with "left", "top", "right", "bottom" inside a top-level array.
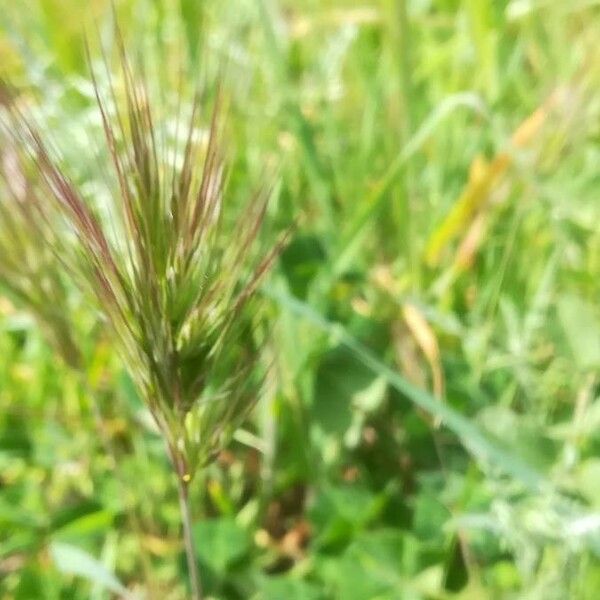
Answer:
[{"left": 0, "top": 1, "right": 599, "bottom": 599}]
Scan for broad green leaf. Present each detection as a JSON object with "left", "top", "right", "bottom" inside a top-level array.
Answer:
[
  {"left": 477, "top": 406, "right": 559, "bottom": 471},
  {"left": 318, "top": 529, "right": 434, "bottom": 600},
  {"left": 254, "top": 575, "right": 322, "bottom": 600},
  {"left": 280, "top": 234, "right": 326, "bottom": 300},
  {"left": 310, "top": 484, "right": 388, "bottom": 549},
  {"left": 192, "top": 517, "right": 250, "bottom": 574},
  {"left": 312, "top": 346, "right": 375, "bottom": 438},
  {"left": 558, "top": 294, "right": 600, "bottom": 369},
  {"left": 412, "top": 492, "right": 450, "bottom": 541}
]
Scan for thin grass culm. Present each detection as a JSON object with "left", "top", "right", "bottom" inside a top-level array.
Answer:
[{"left": 1, "top": 42, "right": 285, "bottom": 599}]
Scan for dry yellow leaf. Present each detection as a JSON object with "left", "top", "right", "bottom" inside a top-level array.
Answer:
[
  {"left": 401, "top": 302, "right": 445, "bottom": 403},
  {"left": 424, "top": 90, "right": 561, "bottom": 268}
]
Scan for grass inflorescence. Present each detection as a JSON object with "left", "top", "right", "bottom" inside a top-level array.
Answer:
[{"left": 1, "top": 33, "right": 287, "bottom": 599}]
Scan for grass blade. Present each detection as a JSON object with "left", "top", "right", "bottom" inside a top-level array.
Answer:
[
  {"left": 331, "top": 93, "right": 488, "bottom": 277},
  {"left": 265, "top": 286, "right": 548, "bottom": 492}
]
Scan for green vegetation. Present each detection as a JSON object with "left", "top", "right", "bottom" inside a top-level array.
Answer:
[{"left": 1, "top": 1, "right": 599, "bottom": 599}]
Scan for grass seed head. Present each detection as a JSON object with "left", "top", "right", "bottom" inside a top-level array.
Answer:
[{"left": 1, "top": 43, "right": 285, "bottom": 480}]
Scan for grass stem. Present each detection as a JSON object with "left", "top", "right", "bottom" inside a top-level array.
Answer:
[{"left": 177, "top": 477, "right": 203, "bottom": 600}]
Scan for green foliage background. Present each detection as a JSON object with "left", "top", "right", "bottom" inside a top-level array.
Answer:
[{"left": 1, "top": 0, "right": 599, "bottom": 598}]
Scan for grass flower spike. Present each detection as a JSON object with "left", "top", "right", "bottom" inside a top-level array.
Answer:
[{"left": 1, "top": 42, "right": 285, "bottom": 599}]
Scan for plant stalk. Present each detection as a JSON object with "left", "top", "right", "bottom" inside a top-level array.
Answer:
[{"left": 177, "top": 477, "right": 203, "bottom": 600}]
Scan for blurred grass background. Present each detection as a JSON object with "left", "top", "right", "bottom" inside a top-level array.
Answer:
[{"left": 1, "top": 0, "right": 600, "bottom": 598}]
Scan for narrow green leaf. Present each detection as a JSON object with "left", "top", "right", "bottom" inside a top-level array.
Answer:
[
  {"left": 266, "top": 287, "right": 548, "bottom": 492},
  {"left": 332, "top": 92, "right": 488, "bottom": 276},
  {"left": 50, "top": 541, "right": 135, "bottom": 599}
]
